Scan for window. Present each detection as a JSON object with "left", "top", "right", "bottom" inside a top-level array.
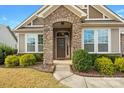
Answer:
[
  {"left": 26, "top": 34, "right": 43, "bottom": 53},
  {"left": 84, "top": 30, "right": 94, "bottom": 52},
  {"left": 98, "top": 30, "right": 108, "bottom": 52},
  {"left": 38, "top": 35, "right": 43, "bottom": 52},
  {"left": 83, "top": 28, "right": 110, "bottom": 53},
  {"left": 27, "top": 34, "right": 35, "bottom": 52}
]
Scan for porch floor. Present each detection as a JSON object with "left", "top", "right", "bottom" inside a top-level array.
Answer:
[{"left": 53, "top": 60, "right": 72, "bottom": 65}]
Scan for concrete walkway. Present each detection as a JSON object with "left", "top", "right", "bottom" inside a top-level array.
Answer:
[{"left": 53, "top": 65, "right": 124, "bottom": 88}]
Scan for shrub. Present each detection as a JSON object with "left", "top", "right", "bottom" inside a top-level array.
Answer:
[
  {"left": 90, "top": 54, "right": 120, "bottom": 64},
  {"left": 33, "top": 53, "right": 43, "bottom": 62},
  {"left": 19, "top": 54, "right": 36, "bottom": 67},
  {"left": 0, "top": 43, "right": 14, "bottom": 56},
  {"left": 0, "top": 48, "right": 2, "bottom": 59},
  {"left": 115, "top": 57, "right": 124, "bottom": 72},
  {"left": 95, "top": 57, "right": 115, "bottom": 75},
  {"left": 72, "top": 49, "right": 93, "bottom": 72},
  {"left": 5, "top": 55, "right": 19, "bottom": 67},
  {"left": 0, "top": 43, "right": 17, "bottom": 65}
]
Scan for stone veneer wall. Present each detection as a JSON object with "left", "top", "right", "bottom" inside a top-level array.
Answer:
[{"left": 43, "top": 6, "right": 82, "bottom": 64}]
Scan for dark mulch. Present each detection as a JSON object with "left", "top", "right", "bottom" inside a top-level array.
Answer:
[
  {"left": 70, "top": 65, "right": 124, "bottom": 77},
  {"left": 32, "top": 62, "right": 55, "bottom": 73}
]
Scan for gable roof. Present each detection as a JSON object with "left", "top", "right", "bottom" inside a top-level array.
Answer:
[
  {"left": 14, "top": 5, "right": 124, "bottom": 31},
  {"left": 93, "top": 5, "right": 124, "bottom": 23},
  {"left": 37, "top": 5, "right": 87, "bottom": 18},
  {"left": 14, "top": 5, "right": 48, "bottom": 30}
]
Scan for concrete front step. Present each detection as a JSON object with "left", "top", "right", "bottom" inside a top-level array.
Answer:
[
  {"left": 55, "top": 65, "right": 71, "bottom": 71},
  {"left": 53, "top": 60, "right": 72, "bottom": 65},
  {"left": 53, "top": 65, "right": 73, "bottom": 81}
]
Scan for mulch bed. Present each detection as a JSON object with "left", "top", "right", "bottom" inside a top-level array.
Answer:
[
  {"left": 32, "top": 62, "right": 55, "bottom": 73},
  {"left": 70, "top": 65, "right": 124, "bottom": 77}
]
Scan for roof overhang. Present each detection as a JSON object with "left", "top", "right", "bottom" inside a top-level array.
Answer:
[
  {"left": 14, "top": 5, "right": 49, "bottom": 30},
  {"left": 38, "top": 5, "right": 87, "bottom": 18},
  {"left": 14, "top": 27, "right": 44, "bottom": 33},
  {"left": 82, "top": 23, "right": 124, "bottom": 27},
  {"left": 93, "top": 5, "right": 124, "bottom": 23},
  {"left": 14, "top": 5, "right": 124, "bottom": 31},
  {"left": 14, "top": 5, "right": 86, "bottom": 31}
]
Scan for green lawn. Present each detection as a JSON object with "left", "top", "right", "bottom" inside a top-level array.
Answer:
[{"left": 0, "top": 68, "right": 65, "bottom": 88}]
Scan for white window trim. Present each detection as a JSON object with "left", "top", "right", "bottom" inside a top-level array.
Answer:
[
  {"left": 82, "top": 28, "right": 111, "bottom": 53},
  {"left": 17, "top": 33, "right": 20, "bottom": 53},
  {"left": 25, "top": 33, "right": 43, "bottom": 53}
]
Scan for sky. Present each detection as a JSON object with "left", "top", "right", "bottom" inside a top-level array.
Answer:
[{"left": 0, "top": 5, "right": 124, "bottom": 29}]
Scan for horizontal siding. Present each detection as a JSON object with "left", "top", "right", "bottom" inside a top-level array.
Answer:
[
  {"left": 19, "top": 34, "right": 25, "bottom": 52},
  {"left": 111, "top": 28, "right": 119, "bottom": 53}
]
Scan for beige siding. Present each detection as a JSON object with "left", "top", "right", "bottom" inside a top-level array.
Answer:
[
  {"left": 89, "top": 6, "right": 103, "bottom": 18},
  {"left": 111, "top": 28, "right": 119, "bottom": 52},
  {"left": 0, "top": 25, "right": 17, "bottom": 48},
  {"left": 19, "top": 34, "right": 25, "bottom": 52},
  {"left": 121, "top": 34, "right": 124, "bottom": 53}
]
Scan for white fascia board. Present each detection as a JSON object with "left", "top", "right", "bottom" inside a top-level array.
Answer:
[
  {"left": 38, "top": 5, "right": 60, "bottom": 18},
  {"left": 14, "top": 5, "right": 48, "bottom": 31},
  {"left": 98, "top": 5, "right": 124, "bottom": 23},
  {"left": 64, "top": 5, "right": 87, "bottom": 18},
  {"left": 38, "top": 5, "right": 87, "bottom": 18}
]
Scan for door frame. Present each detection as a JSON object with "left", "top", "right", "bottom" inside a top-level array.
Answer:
[{"left": 55, "top": 31, "right": 71, "bottom": 60}]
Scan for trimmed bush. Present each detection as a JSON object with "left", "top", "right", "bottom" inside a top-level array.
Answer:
[
  {"left": 19, "top": 54, "right": 36, "bottom": 67},
  {"left": 0, "top": 43, "right": 16, "bottom": 64},
  {"left": 0, "top": 48, "right": 2, "bottom": 59},
  {"left": 0, "top": 43, "right": 14, "bottom": 56},
  {"left": 95, "top": 57, "right": 115, "bottom": 75},
  {"left": 5, "top": 55, "right": 19, "bottom": 67},
  {"left": 33, "top": 53, "right": 43, "bottom": 62},
  {"left": 115, "top": 57, "right": 124, "bottom": 72},
  {"left": 90, "top": 54, "right": 120, "bottom": 64},
  {"left": 72, "top": 49, "right": 93, "bottom": 72}
]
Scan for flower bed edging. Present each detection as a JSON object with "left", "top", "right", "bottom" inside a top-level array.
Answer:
[{"left": 70, "top": 65, "right": 124, "bottom": 78}]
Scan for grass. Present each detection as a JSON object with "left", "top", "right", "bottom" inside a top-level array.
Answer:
[{"left": 0, "top": 68, "right": 65, "bottom": 88}]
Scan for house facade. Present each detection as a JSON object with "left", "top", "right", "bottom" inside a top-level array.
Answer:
[
  {"left": 0, "top": 25, "right": 17, "bottom": 48},
  {"left": 14, "top": 5, "right": 124, "bottom": 64}
]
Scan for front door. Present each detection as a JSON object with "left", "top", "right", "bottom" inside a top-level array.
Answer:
[
  {"left": 55, "top": 31, "right": 70, "bottom": 59},
  {"left": 57, "top": 38, "right": 65, "bottom": 59}
]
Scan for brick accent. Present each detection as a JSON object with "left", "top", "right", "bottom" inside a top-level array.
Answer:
[{"left": 43, "top": 6, "right": 82, "bottom": 64}]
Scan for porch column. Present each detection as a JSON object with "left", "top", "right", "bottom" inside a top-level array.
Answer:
[
  {"left": 43, "top": 25, "right": 53, "bottom": 64},
  {"left": 71, "top": 23, "right": 82, "bottom": 57}
]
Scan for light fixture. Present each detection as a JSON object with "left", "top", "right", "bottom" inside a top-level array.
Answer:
[{"left": 61, "top": 22, "right": 64, "bottom": 25}]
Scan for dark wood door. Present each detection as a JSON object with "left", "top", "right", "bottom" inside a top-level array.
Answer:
[{"left": 57, "top": 38, "right": 65, "bottom": 59}]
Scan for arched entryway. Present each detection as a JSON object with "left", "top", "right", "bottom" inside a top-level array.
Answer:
[{"left": 53, "top": 21, "right": 72, "bottom": 60}]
